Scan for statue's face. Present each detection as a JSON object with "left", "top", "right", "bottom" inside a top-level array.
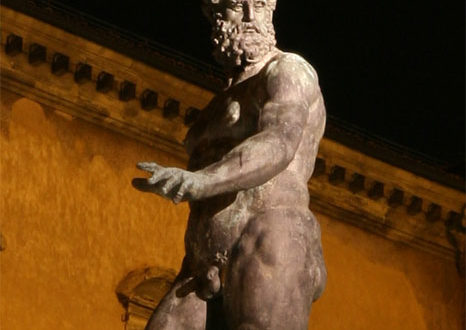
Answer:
[
  {"left": 223, "top": 0, "right": 269, "bottom": 32},
  {"left": 207, "top": 0, "right": 276, "bottom": 68}
]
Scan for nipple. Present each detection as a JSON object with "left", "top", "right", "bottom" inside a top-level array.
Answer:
[{"left": 225, "top": 100, "right": 240, "bottom": 126}]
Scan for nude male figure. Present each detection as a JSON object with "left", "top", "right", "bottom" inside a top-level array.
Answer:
[{"left": 133, "top": 0, "right": 327, "bottom": 329}]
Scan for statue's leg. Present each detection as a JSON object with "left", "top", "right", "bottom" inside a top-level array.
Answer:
[
  {"left": 145, "top": 261, "right": 207, "bottom": 330},
  {"left": 223, "top": 208, "right": 326, "bottom": 330}
]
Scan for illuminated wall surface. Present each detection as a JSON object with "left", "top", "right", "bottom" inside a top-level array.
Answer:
[{"left": 1, "top": 89, "right": 464, "bottom": 330}]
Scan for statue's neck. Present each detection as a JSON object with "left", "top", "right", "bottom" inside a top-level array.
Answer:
[{"left": 227, "top": 47, "right": 280, "bottom": 87}]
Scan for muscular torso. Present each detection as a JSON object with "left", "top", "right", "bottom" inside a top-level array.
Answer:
[{"left": 183, "top": 53, "right": 326, "bottom": 268}]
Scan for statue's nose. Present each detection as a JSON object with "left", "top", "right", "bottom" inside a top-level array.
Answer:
[{"left": 243, "top": 3, "right": 255, "bottom": 22}]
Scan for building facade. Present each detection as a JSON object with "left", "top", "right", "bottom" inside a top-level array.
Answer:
[{"left": 1, "top": 5, "right": 464, "bottom": 330}]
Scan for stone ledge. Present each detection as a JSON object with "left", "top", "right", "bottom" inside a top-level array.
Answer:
[{"left": 116, "top": 267, "right": 176, "bottom": 330}]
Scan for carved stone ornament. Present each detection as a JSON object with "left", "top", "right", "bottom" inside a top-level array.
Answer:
[{"left": 132, "top": 0, "right": 327, "bottom": 328}]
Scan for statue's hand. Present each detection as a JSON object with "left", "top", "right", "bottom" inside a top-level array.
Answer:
[{"left": 132, "top": 162, "right": 209, "bottom": 203}]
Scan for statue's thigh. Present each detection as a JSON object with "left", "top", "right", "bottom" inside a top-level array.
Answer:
[
  {"left": 223, "top": 209, "right": 315, "bottom": 330},
  {"left": 146, "top": 274, "right": 207, "bottom": 330}
]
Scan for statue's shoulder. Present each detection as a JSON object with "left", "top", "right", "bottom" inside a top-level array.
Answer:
[
  {"left": 264, "top": 51, "right": 319, "bottom": 84},
  {"left": 263, "top": 51, "right": 320, "bottom": 100}
]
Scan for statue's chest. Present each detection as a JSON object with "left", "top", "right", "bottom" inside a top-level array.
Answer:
[
  {"left": 206, "top": 96, "right": 260, "bottom": 142},
  {"left": 212, "top": 80, "right": 267, "bottom": 136},
  {"left": 187, "top": 82, "right": 267, "bottom": 169}
]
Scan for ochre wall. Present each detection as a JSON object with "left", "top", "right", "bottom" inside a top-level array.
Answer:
[
  {"left": 1, "top": 90, "right": 464, "bottom": 329},
  {"left": 312, "top": 213, "right": 464, "bottom": 330},
  {"left": 1, "top": 90, "right": 188, "bottom": 330}
]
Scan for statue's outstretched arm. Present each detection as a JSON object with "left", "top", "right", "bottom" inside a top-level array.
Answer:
[
  {"left": 196, "top": 101, "right": 307, "bottom": 194},
  {"left": 133, "top": 59, "right": 318, "bottom": 203}
]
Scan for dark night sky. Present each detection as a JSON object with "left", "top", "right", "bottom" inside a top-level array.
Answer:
[{"left": 55, "top": 1, "right": 465, "bottom": 171}]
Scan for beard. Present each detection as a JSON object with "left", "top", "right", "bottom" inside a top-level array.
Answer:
[{"left": 211, "top": 16, "right": 276, "bottom": 68}]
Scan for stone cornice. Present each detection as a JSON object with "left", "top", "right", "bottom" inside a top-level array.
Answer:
[
  {"left": 2, "top": 0, "right": 226, "bottom": 92},
  {"left": 310, "top": 141, "right": 465, "bottom": 266},
  {"left": 1, "top": 6, "right": 464, "bottom": 267},
  {"left": 1, "top": 5, "right": 213, "bottom": 161}
]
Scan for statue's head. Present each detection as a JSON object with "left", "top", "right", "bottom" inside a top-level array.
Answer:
[{"left": 201, "top": 0, "right": 277, "bottom": 68}]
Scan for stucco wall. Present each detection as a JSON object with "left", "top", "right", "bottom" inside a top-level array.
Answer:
[
  {"left": 1, "top": 90, "right": 188, "bottom": 329},
  {"left": 313, "top": 213, "right": 464, "bottom": 330},
  {"left": 1, "top": 90, "right": 463, "bottom": 329}
]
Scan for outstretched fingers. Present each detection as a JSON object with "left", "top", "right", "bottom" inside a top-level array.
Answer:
[
  {"left": 148, "top": 169, "right": 172, "bottom": 185},
  {"left": 134, "top": 162, "right": 172, "bottom": 194},
  {"left": 137, "top": 162, "right": 162, "bottom": 173},
  {"left": 162, "top": 175, "right": 182, "bottom": 194},
  {"left": 133, "top": 162, "right": 206, "bottom": 202},
  {"left": 173, "top": 179, "right": 192, "bottom": 204}
]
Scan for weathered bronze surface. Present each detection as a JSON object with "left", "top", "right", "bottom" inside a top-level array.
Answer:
[{"left": 133, "top": 1, "right": 327, "bottom": 328}]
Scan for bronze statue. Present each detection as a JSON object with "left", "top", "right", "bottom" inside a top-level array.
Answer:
[{"left": 133, "top": 0, "right": 327, "bottom": 328}]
